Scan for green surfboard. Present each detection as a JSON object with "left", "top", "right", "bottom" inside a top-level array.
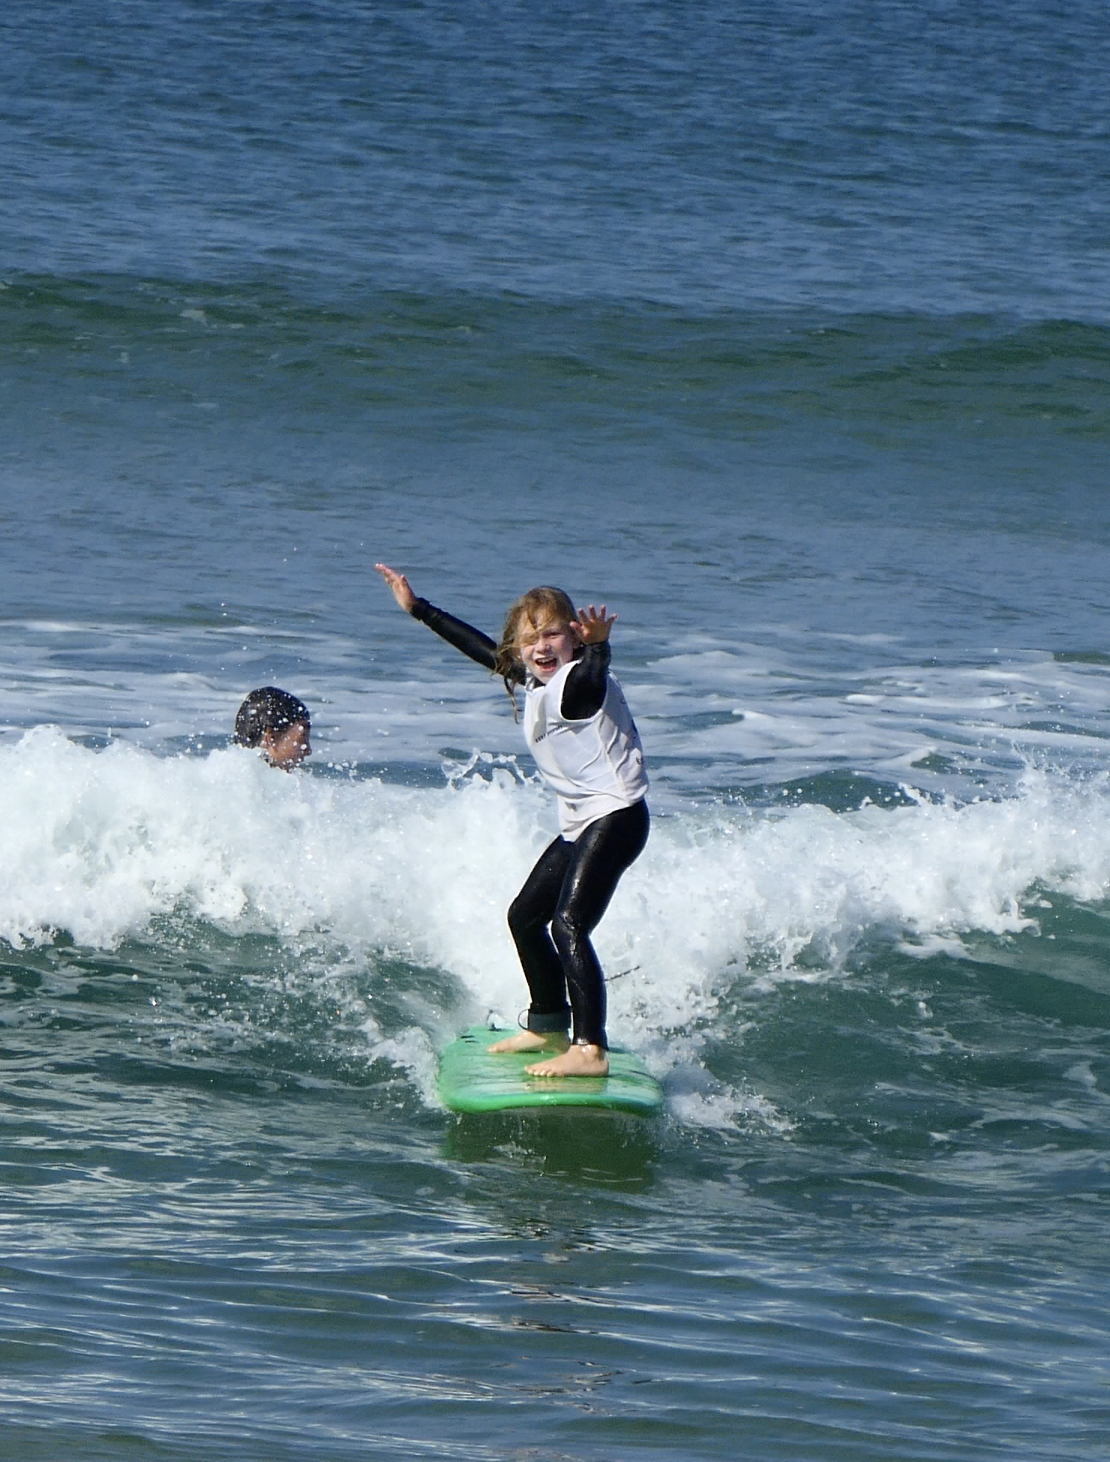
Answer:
[{"left": 438, "top": 1025, "right": 664, "bottom": 1116}]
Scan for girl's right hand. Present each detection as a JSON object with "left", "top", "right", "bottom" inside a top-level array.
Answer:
[{"left": 375, "top": 563, "right": 417, "bottom": 613}]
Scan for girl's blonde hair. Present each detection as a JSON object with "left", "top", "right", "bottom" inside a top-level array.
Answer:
[{"left": 494, "top": 586, "right": 577, "bottom": 713}]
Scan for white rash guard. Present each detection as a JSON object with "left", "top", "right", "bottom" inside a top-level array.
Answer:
[{"left": 525, "top": 659, "right": 648, "bottom": 841}]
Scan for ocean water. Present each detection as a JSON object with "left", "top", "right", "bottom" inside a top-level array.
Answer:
[{"left": 3, "top": 2, "right": 1110, "bottom": 1458}]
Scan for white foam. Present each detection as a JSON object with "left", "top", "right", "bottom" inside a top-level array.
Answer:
[
  {"left": 5, "top": 727, "right": 1110, "bottom": 1125},
  {"left": 639, "top": 645, "right": 1110, "bottom": 791},
  {"left": 3, "top": 727, "right": 1109, "bottom": 995}
]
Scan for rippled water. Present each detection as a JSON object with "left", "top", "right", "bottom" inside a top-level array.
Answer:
[{"left": 3, "top": 2, "right": 1110, "bottom": 1458}]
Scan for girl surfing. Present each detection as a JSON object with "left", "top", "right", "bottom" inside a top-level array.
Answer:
[{"left": 375, "top": 564, "right": 649, "bottom": 1078}]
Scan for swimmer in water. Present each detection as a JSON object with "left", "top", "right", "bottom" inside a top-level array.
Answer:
[{"left": 233, "top": 687, "right": 312, "bottom": 769}]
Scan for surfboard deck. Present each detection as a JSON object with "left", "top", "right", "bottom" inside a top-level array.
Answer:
[{"left": 438, "top": 1025, "right": 663, "bottom": 1116}]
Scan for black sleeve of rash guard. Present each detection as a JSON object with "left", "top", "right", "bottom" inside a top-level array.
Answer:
[
  {"left": 561, "top": 641, "right": 611, "bottom": 721},
  {"left": 410, "top": 598, "right": 500, "bottom": 673}
]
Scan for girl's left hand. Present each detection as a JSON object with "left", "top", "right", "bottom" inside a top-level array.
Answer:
[{"left": 570, "top": 604, "right": 616, "bottom": 644}]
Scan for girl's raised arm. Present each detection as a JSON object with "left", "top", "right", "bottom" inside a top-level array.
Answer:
[{"left": 375, "top": 562, "right": 499, "bottom": 673}]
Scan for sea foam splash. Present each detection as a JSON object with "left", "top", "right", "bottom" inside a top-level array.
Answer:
[{"left": 2, "top": 728, "right": 1109, "bottom": 1017}]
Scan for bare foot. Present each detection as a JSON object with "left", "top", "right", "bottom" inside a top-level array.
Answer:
[
  {"left": 487, "top": 1031, "right": 569, "bottom": 1055},
  {"left": 526, "top": 1043, "right": 609, "bottom": 1078}
]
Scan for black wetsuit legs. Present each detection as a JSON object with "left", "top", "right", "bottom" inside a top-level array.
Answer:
[{"left": 507, "top": 800, "right": 649, "bottom": 1047}]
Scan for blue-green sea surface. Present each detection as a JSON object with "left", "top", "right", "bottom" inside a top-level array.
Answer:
[{"left": 3, "top": 1, "right": 1110, "bottom": 1458}]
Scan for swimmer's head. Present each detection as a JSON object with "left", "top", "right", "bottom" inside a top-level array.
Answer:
[{"left": 234, "top": 687, "right": 312, "bottom": 769}]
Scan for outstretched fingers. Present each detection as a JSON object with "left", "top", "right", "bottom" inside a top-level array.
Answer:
[
  {"left": 374, "top": 562, "right": 417, "bottom": 613},
  {"left": 570, "top": 603, "right": 617, "bottom": 644}
]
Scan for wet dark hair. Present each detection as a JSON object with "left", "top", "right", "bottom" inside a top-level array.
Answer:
[{"left": 233, "top": 687, "right": 310, "bottom": 748}]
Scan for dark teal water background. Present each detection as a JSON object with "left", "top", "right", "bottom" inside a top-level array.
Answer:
[{"left": 2, "top": 3, "right": 1110, "bottom": 1457}]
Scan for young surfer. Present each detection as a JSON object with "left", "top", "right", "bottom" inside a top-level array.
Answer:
[
  {"left": 375, "top": 564, "right": 649, "bottom": 1078},
  {"left": 233, "top": 687, "right": 312, "bottom": 769}
]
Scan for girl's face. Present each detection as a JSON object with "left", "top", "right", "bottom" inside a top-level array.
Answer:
[{"left": 516, "top": 617, "right": 578, "bottom": 682}]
